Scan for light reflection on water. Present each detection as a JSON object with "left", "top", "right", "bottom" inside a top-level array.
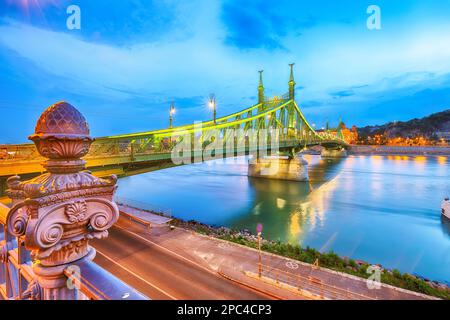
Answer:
[{"left": 117, "top": 155, "right": 450, "bottom": 283}]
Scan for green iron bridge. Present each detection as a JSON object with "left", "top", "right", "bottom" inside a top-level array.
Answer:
[{"left": 0, "top": 65, "right": 347, "bottom": 184}]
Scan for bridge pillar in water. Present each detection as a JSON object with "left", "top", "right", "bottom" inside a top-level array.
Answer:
[
  {"left": 321, "top": 147, "right": 348, "bottom": 158},
  {"left": 5, "top": 102, "right": 119, "bottom": 300},
  {"left": 248, "top": 154, "right": 308, "bottom": 181}
]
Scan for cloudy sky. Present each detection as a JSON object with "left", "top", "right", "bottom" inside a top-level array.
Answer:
[{"left": 1, "top": 0, "right": 450, "bottom": 143}]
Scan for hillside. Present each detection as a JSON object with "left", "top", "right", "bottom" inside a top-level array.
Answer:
[{"left": 358, "top": 109, "right": 450, "bottom": 139}]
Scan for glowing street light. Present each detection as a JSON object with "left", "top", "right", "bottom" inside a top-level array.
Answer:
[
  {"left": 169, "top": 102, "right": 175, "bottom": 128},
  {"left": 209, "top": 94, "right": 216, "bottom": 124}
]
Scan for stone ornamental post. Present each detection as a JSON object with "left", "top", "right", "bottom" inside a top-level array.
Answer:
[{"left": 6, "top": 101, "right": 119, "bottom": 300}]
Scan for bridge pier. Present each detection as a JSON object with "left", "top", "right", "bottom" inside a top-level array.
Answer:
[
  {"left": 248, "top": 154, "right": 309, "bottom": 181},
  {"left": 321, "top": 147, "right": 348, "bottom": 158}
]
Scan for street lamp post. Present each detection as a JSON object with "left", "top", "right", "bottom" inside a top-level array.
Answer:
[
  {"left": 209, "top": 94, "right": 216, "bottom": 124},
  {"left": 257, "top": 232, "right": 262, "bottom": 278},
  {"left": 256, "top": 223, "right": 263, "bottom": 278}
]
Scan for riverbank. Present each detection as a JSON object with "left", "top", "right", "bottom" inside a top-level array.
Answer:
[
  {"left": 304, "top": 145, "right": 450, "bottom": 156},
  {"left": 123, "top": 201, "right": 449, "bottom": 299},
  {"left": 348, "top": 145, "right": 450, "bottom": 156},
  {"left": 174, "top": 220, "right": 449, "bottom": 299}
]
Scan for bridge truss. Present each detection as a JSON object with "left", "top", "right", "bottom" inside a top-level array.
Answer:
[{"left": 0, "top": 68, "right": 346, "bottom": 178}]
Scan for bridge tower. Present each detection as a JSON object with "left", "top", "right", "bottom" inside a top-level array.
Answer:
[
  {"left": 288, "top": 63, "right": 295, "bottom": 100},
  {"left": 256, "top": 70, "right": 266, "bottom": 130},
  {"left": 287, "top": 63, "right": 296, "bottom": 137},
  {"left": 248, "top": 64, "right": 309, "bottom": 181},
  {"left": 258, "top": 70, "right": 264, "bottom": 104}
]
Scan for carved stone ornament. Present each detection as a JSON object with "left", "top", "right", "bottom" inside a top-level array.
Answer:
[
  {"left": 5, "top": 101, "right": 120, "bottom": 298},
  {"left": 65, "top": 200, "right": 87, "bottom": 223},
  {"left": 28, "top": 101, "right": 93, "bottom": 174},
  {"left": 22, "top": 197, "right": 119, "bottom": 265}
]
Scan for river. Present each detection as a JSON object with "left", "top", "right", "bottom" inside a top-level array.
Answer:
[{"left": 116, "top": 154, "right": 450, "bottom": 283}]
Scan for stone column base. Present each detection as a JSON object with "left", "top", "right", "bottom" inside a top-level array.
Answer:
[
  {"left": 32, "top": 246, "right": 96, "bottom": 300},
  {"left": 248, "top": 155, "right": 308, "bottom": 181},
  {"left": 321, "top": 148, "right": 348, "bottom": 158}
]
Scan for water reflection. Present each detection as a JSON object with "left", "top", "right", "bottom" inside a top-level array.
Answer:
[
  {"left": 438, "top": 156, "right": 447, "bottom": 166},
  {"left": 231, "top": 157, "right": 344, "bottom": 242}
]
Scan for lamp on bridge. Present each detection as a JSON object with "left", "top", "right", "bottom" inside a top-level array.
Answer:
[
  {"left": 169, "top": 102, "right": 175, "bottom": 128},
  {"left": 209, "top": 94, "right": 216, "bottom": 124}
]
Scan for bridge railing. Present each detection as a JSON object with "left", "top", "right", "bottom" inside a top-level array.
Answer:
[
  {"left": 1, "top": 202, "right": 33, "bottom": 300},
  {"left": 0, "top": 202, "right": 147, "bottom": 300},
  {"left": 0, "top": 144, "right": 40, "bottom": 161},
  {"left": 0, "top": 132, "right": 336, "bottom": 166}
]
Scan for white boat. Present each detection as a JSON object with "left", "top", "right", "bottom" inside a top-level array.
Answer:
[{"left": 442, "top": 198, "right": 450, "bottom": 220}]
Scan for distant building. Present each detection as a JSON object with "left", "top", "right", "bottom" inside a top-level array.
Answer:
[
  {"left": 436, "top": 131, "right": 450, "bottom": 143},
  {"left": 321, "top": 120, "right": 358, "bottom": 144},
  {"left": 338, "top": 121, "right": 358, "bottom": 144}
]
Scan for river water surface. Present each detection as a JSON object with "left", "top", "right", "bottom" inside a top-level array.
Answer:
[{"left": 116, "top": 155, "right": 450, "bottom": 283}]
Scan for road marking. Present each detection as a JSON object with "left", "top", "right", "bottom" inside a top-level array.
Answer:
[
  {"left": 95, "top": 249, "right": 178, "bottom": 300},
  {"left": 218, "top": 242, "right": 232, "bottom": 249},
  {"left": 113, "top": 224, "right": 218, "bottom": 276},
  {"left": 286, "top": 261, "right": 299, "bottom": 270},
  {"left": 112, "top": 224, "right": 276, "bottom": 299}
]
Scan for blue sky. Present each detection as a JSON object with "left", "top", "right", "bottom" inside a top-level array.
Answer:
[{"left": 1, "top": 0, "right": 450, "bottom": 143}]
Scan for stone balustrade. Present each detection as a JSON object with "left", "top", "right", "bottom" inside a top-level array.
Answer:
[{"left": 0, "top": 101, "right": 147, "bottom": 300}]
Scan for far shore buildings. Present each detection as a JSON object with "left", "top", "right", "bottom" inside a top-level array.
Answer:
[
  {"left": 340, "top": 122, "right": 359, "bottom": 144},
  {"left": 318, "top": 120, "right": 359, "bottom": 145},
  {"left": 436, "top": 131, "right": 450, "bottom": 143}
]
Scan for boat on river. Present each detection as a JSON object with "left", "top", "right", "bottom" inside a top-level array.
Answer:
[{"left": 442, "top": 198, "right": 450, "bottom": 220}]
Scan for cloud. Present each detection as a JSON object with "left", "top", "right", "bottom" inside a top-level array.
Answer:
[
  {"left": 301, "top": 72, "right": 450, "bottom": 127},
  {"left": 301, "top": 100, "right": 323, "bottom": 108},
  {"left": 329, "top": 89, "right": 355, "bottom": 99},
  {"left": 220, "top": 0, "right": 317, "bottom": 50}
]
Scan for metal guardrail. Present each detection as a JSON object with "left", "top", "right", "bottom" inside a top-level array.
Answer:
[
  {"left": 0, "top": 202, "right": 148, "bottom": 300},
  {"left": 259, "top": 263, "right": 375, "bottom": 300},
  {"left": 114, "top": 196, "right": 173, "bottom": 218}
]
